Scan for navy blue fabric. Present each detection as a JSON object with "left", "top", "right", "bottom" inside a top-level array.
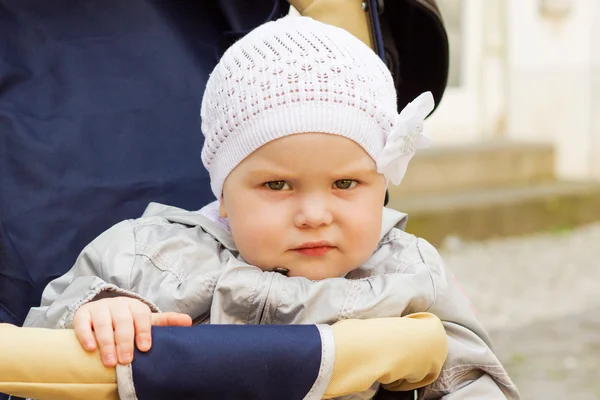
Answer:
[
  {"left": 0, "top": 0, "right": 285, "bottom": 327},
  {"left": 132, "top": 324, "right": 322, "bottom": 400}
]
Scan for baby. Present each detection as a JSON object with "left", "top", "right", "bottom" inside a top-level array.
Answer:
[{"left": 25, "top": 16, "right": 519, "bottom": 399}]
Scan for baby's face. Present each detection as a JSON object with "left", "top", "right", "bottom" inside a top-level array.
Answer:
[{"left": 220, "top": 133, "right": 386, "bottom": 280}]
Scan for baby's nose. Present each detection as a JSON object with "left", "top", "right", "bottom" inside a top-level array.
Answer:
[{"left": 294, "top": 196, "right": 333, "bottom": 228}]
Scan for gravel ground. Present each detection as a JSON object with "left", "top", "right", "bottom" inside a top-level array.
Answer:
[{"left": 439, "top": 223, "right": 600, "bottom": 400}]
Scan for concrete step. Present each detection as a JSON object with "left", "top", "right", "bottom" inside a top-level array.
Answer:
[
  {"left": 390, "top": 140, "right": 555, "bottom": 196},
  {"left": 387, "top": 181, "right": 600, "bottom": 247}
]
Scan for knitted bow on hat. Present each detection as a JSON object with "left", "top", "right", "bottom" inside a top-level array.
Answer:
[{"left": 376, "top": 91, "right": 435, "bottom": 185}]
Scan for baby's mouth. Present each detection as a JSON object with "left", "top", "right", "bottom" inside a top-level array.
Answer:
[{"left": 292, "top": 241, "right": 335, "bottom": 257}]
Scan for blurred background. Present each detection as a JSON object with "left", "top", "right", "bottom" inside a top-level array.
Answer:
[{"left": 386, "top": 0, "right": 600, "bottom": 398}]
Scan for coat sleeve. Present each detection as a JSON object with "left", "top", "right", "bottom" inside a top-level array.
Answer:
[
  {"left": 23, "top": 220, "right": 160, "bottom": 329},
  {"left": 23, "top": 215, "right": 230, "bottom": 329},
  {"left": 415, "top": 238, "right": 520, "bottom": 400}
]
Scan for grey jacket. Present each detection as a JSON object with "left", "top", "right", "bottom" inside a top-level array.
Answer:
[{"left": 24, "top": 202, "right": 519, "bottom": 400}]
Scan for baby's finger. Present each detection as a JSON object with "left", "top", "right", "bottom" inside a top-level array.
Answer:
[
  {"left": 90, "top": 306, "right": 118, "bottom": 367},
  {"left": 110, "top": 304, "right": 135, "bottom": 365},
  {"left": 151, "top": 312, "right": 192, "bottom": 327},
  {"left": 73, "top": 308, "right": 97, "bottom": 351},
  {"left": 130, "top": 302, "right": 153, "bottom": 352}
]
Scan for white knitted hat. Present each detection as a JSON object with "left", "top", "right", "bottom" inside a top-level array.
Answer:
[{"left": 201, "top": 16, "right": 434, "bottom": 199}]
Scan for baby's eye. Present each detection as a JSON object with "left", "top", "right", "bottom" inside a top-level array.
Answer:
[
  {"left": 265, "top": 181, "right": 291, "bottom": 191},
  {"left": 334, "top": 179, "right": 358, "bottom": 190}
]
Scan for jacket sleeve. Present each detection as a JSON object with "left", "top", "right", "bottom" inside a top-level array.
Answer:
[
  {"left": 23, "top": 220, "right": 159, "bottom": 329},
  {"left": 415, "top": 238, "right": 520, "bottom": 400},
  {"left": 24, "top": 216, "right": 228, "bottom": 329}
]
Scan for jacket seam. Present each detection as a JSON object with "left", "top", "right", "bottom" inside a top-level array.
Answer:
[
  {"left": 129, "top": 218, "right": 173, "bottom": 228},
  {"left": 271, "top": 278, "right": 285, "bottom": 324},
  {"left": 257, "top": 273, "right": 277, "bottom": 324},
  {"left": 135, "top": 242, "right": 186, "bottom": 283},
  {"left": 415, "top": 238, "right": 438, "bottom": 312},
  {"left": 133, "top": 245, "right": 216, "bottom": 296},
  {"left": 124, "top": 220, "right": 137, "bottom": 290},
  {"left": 432, "top": 363, "right": 516, "bottom": 392},
  {"left": 338, "top": 280, "right": 362, "bottom": 320}
]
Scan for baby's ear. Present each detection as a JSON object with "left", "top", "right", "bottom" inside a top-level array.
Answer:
[{"left": 219, "top": 198, "right": 228, "bottom": 218}]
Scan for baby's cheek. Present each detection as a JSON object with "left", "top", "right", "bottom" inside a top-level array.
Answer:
[
  {"left": 348, "top": 220, "right": 381, "bottom": 259},
  {"left": 233, "top": 223, "right": 281, "bottom": 264}
]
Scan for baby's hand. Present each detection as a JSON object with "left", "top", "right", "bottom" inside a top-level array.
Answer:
[{"left": 73, "top": 297, "right": 192, "bottom": 367}]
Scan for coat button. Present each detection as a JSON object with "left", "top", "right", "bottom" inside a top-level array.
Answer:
[{"left": 272, "top": 267, "right": 289, "bottom": 276}]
